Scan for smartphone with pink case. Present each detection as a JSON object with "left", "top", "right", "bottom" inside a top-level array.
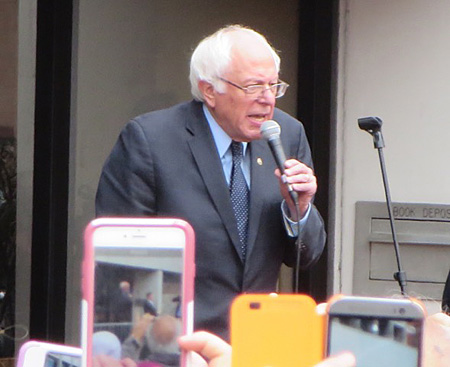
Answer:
[
  {"left": 16, "top": 340, "right": 82, "bottom": 367},
  {"left": 81, "top": 218, "right": 195, "bottom": 367}
]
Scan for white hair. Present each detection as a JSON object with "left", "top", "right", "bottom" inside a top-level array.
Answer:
[{"left": 189, "top": 25, "right": 281, "bottom": 101}]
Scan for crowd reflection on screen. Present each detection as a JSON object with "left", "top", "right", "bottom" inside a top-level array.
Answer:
[
  {"left": 334, "top": 316, "right": 421, "bottom": 347},
  {"left": 92, "top": 247, "right": 183, "bottom": 367},
  {"left": 45, "top": 352, "right": 81, "bottom": 367},
  {"left": 329, "top": 315, "right": 422, "bottom": 367}
]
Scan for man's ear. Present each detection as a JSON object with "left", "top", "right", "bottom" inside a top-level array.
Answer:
[{"left": 198, "top": 81, "right": 216, "bottom": 108}]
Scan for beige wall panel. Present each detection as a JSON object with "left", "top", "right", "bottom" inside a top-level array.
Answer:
[{"left": 334, "top": 0, "right": 450, "bottom": 312}]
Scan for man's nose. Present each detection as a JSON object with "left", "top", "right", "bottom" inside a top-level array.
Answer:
[{"left": 256, "top": 88, "right": 276, "bottom": 104}]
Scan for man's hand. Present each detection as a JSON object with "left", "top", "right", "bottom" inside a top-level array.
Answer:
[
  {"left": 130, "top": 313, "right": 155, "bottom": 342},
  {"left": 423, "top": 312, "right": 450, "bottom": 367},
  {"left": 275, "top": 159, "right": 317, "bottom": 220},
  {"left": 178, "top": 331, "right": 232, "bottom": 367},
  {"left": 179, "top": 331, "right": 355, "bottom": 367},
  {"left": 315, "top": 352, "right": 356, "bottom": 367}
]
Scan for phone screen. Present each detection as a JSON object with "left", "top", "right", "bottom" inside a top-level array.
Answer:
[
  {"left": 83, "top": 219, "right": 195, "bottom": 367},
  {"left": 328, "top": 313, "right": 423, "bottom": 367},
  {"left": 16, "top": 341, "right": 82, "bottom": 367},
  {"left": 45, "top": 352, "right": 81, "bottom": 367}
]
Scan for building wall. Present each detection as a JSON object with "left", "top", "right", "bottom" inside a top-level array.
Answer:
[
  {"left": 0, "top": 0, "right": 17, "bottom": 138},
  {"left": 333, "top": 0, "right": 450, "bottom": 309},
  {"left": 15, "top": 0, "right": 36, "bottom": 352},
  {"left": 11, "top": 0, "right": 447, "bottom": 345}
]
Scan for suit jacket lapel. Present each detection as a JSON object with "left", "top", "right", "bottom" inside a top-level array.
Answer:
[
  {"left": 245, "top": 140, "right": 273, "bottom": 261},
  {"left": 185, "top": 102, "right": 244, "bottom": 261}
]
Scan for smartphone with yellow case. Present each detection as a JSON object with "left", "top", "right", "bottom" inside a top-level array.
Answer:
[{"left": 231, "top": 293, "right": 323, "bottom": 367}]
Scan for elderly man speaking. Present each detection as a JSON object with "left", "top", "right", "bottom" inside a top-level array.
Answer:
[{"left": 96, "top": 25, "right": 326, "bottom": 340}]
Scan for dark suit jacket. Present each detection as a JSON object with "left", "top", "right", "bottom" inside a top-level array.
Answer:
[
  {"left": 96, "top": 100, "right": 326, "bottom": 340},
  {"left": 143, "top": 300, "right": 158, "bottom": 316},
  {"left": 443, "top": 269, "right": 450, "bottom": 313}
]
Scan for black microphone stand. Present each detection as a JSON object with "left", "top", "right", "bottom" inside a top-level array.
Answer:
[{"left": 358, "top": 117, "right": 407, "bottom": 296}]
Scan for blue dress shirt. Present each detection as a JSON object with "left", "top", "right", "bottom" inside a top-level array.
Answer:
[{"left": 202, "top": 104, "right": 310, "bottom": 236}]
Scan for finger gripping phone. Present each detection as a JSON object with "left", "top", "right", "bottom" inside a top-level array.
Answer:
[
  {"left": 326, "top": 295, "right": 425, "bottom": 367},
  {"left": 82, "top": 218, "right": 195, "bottom": 367}
]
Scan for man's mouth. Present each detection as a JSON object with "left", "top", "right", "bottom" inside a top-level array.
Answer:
[{"left": 248, "top": 114, "right": 269, "bottom": 123}]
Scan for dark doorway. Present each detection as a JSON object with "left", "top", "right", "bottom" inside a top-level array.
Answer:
[
  {"left": 296, "top": 0, "right": 336, "bottom": 302},
  {"left": 30, "top": 0, "right": 73, "bottom": 341}
]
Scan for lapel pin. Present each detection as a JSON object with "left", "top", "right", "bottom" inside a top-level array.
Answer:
[{"left": 257, "top": 158, "right": 263, "bottom": 166}]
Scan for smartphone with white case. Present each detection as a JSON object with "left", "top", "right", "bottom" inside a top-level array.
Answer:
[
  {"left": 16, "top": 340, "right": 82, "bottom": 367},
  {"left": 81, "top": 218, "right": 195, "bottom": 367}
]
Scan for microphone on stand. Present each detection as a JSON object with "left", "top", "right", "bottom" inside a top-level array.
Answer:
[{"left": 358, "top": 116, "right": 408, "bottom": 295}]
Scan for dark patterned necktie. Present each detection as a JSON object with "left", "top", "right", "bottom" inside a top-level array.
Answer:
[{"left": 229, "top": 141, "right": 250, "bottom": 259}]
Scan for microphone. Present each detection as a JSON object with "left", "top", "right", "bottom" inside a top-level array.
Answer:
[
  {"left": 358, "top": 116, "right": 384, "bottom": 149},
  {"left": 261, "top": 120, "right": 303, "bottom": 293},
  {"left": 260, "top": 120, "right": 298, "bottom": 204}
]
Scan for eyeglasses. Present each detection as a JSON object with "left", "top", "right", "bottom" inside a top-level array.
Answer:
[{"left": 218, "top": 77, "right": 289, "bottom": 99}]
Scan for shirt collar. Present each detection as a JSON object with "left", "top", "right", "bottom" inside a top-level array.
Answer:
[{"left": 202, "top": 103, "right": 248, "bottom": 157}]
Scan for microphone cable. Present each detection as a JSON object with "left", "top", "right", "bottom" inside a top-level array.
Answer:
[{"left": 293, "top": 196, "right": 302, "bottom": 293}]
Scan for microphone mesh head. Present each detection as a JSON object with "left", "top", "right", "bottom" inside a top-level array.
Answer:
[{"left": 260, "top": 120, "right": 281, "bottom": 141}]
